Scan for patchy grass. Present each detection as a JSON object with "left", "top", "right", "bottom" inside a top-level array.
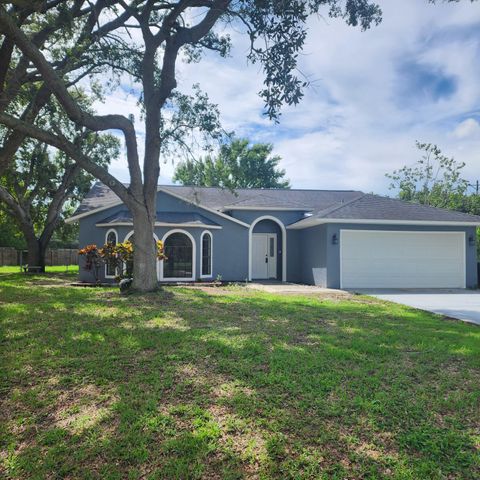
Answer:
[
  {"left": 0, "top": 273, "right": 479, "bottom": 479},
  {"left": 0, "top": 265, "right": 79, "bottom": 274}
]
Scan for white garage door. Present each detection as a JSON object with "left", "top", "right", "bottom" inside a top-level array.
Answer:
[{"left": 340, "top": 230, "right": 466, "bottom": 289}]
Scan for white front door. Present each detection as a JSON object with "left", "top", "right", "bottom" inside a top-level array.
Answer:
[{"left": 252, "top": 233, "right": 277, "bottom": 279}]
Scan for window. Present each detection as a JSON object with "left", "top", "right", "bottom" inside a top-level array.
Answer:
[
  {"left": 105, "top": 230, "right": 117, "bottom": 277},
  {"left": 163, "top": 232, "right": 193, "bottom": 279},
  {"left": 201, "top": 232, "right": 212, "bottom": 277}
]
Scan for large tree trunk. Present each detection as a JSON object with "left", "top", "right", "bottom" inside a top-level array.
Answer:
[
  {"left": 26, "top": 235, "right": 46, "bottom": 272},
  {"left": 131, "top": 205, "right": 158, "bottom": 292}
]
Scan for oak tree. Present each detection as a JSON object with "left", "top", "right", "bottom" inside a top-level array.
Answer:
[{"left": 0, "top": 0, "right": 383, "bottom": 291}]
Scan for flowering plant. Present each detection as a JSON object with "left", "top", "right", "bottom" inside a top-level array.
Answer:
[
  {"left": 78, "top": 244, "right": 104, "bottom": 282},
  {"left": 79, "top": 238, "right": 167, "bottom": 282}
]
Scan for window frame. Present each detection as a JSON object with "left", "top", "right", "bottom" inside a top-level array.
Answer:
[
  {"left": 160, "top": 229, "right": 196, "bottom": 281},
  {"left": 104, "top": 228, "right": 118, "bottom": 278},
  {"left": 200, "top": 230, "right": 213, "bottom": 279}
]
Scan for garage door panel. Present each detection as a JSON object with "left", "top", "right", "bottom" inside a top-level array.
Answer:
[{"left": 340, "top": 230, "right": 465, "bottom": 289}]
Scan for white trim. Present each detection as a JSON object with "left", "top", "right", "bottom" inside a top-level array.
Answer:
[
  {"left": 68, "top": 187, "right": 250, "bottom": 228},
  {"left": 339, "top": 229, "right": 466, "bottom": 289},
  {"left": 200, "top": 230, "right": 213, "bottom": 278},
  {"left": 65, "top": 202, "right": 123, "bottom": 223},
  {"left": 221, "top": 206, "right": 313, "bottom": 212},
  {"left": 287, "top": 218, "right": 480, "bottom": 229},
  {"left": 339, "top": 229, "right": 343, "bottom": 290},
  {"left": 105, "top": 228, "right": 118, "bottom": 240},
  {"left": 160, "top": 229, "right": 196, "bottom": 282},
  {"left": 104, "top": 228, "right": 118, "bottom": 279},
  {"left": 124, "top": 230, "right": 160, "bottom": 243},
  {"left": 96, "top": 221, "right": 222, "bottom": 229},
  {"left": 248, "top": 215, "right": 287, "bottom": 282}
]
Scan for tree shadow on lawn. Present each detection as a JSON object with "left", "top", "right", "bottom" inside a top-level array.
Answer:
[{"left": 1, "top": 282, "right": 479, "bottom": 479}]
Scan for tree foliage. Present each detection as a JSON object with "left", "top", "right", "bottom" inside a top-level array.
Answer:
[
  {"left": 173, "top": 137, "right": 290, "bottom": 189},
  {"left": 387, "top": 141, "right": 480, "bottom": 253},
  {"left": 386, "top": 141, "right": 469, "bottom": 209},
  {"left": 0, "top": 92, "right": 119, "bottom": 268},
  {"left": 0, "top": 0, "right": 385, "bottom": 289}
]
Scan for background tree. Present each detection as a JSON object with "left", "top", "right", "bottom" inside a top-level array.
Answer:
[
  {"left": 0, "top": 1, "right": 384, "bottom": 291},
  {"left": 387, "top": 141, "right": 480, "bottom": 252},
  {"left": 173, "top": 137, "right": 290, "bottom": 189},
  {"left": 0, "top": 93, "right": 119, "bottom": 271},
  {"left": 0, "top": 207, "right": 25, "bottom": 249},
  {"left": 386, "top": 141, "right": 469, "bottom": 210}
]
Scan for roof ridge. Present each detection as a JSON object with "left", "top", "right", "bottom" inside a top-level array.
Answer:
[
  {"left": 315, "top": 193, "right": 367, "bottom": 218},
  {"left": 161, "top": 184, "right": 361, "bottom": 193}
]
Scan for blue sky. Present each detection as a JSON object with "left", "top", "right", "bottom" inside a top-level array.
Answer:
[{"left": 94, "top": 0, "right": 480, "bottom": 194}]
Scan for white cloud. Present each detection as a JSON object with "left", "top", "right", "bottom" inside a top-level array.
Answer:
[
  {"left": 453, "top": 118, "right": 480, "bottom": 139},
  {"left": 89, "top": 0, "right": 480, "bottom": 193}
]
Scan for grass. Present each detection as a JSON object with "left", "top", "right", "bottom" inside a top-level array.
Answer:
[
  {"left": 0, "top": 272, "right": 479, "bottom": 479},
  {"left": 0, "top": 265, "right": 79, "bottom": 274}
]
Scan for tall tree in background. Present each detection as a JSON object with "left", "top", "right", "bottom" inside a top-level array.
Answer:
[
  {"left": 174, "top": 138, "right": 290, "bottom": 189},
  {"left": 0, "top": 124, "right": 118, "bottom": 272},
  {"left": 0, "top": 1, "right": 384, "bottom": 291},
  {"left": 386, "top": 141, "right": 469, "bottom": 209},
  {"left": 387, "top": 141, "right": 480, "bottom": 250}
]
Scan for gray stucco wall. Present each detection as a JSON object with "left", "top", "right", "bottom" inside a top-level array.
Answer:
[
  {"left": 78, "top": 191, "right": 249, "bottom": 283},
  {"left": 78, "top": 199, "right": 308, "bottom": 284},
  {"left": 298, "top": 225, "right": 328, "bottom": 287},
  {"left": 306, "top": 223, "right": 477, "bottom": 289}
]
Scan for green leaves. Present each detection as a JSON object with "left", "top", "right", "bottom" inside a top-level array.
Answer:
[
  {"left": 237, "top": 0, "right": 381, "bottom": 119},
  {"left": 386, "top": 141, "right": 469, "bottom": 210},
  {"left": 173, "top": 136, "right": 290, "bottom": 189}
]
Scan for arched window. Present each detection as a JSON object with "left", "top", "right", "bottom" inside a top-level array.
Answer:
[
  {"left": 201, "top": 231, "right": 212, "bottom": 278},
  {"left": 163, "top": 232, "right": 193, "bottom": 279},
  {"left": 105, "top": 229, "right": 117, "bottom": 277}
]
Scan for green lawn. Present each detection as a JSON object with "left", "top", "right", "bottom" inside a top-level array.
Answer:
[
  {"left": 0, "top": 265, "right": 79, "bottom": 274},
  {"left": 0, "top": 272, "right": 479, "bottom": 479}
]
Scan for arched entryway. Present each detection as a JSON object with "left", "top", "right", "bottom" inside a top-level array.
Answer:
[
  {"left": 160, "top": 230, "right": 196, "bottom": 281},
  {"left": 249, "top": 216, "right": 286, "bottom": 282}
]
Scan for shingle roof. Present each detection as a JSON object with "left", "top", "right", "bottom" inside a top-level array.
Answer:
[
  {"left": 71, "top": 182, "right": 480, "bottom": 226},
  {"left": 289, "top": 193, "right": 480, "bottom": 228},
  {"left": 96, "top": 210, "right": 220, "bottom": 227},
  {"left": 71, "top": 182, "right": 363, "bottom": 217},
  {"left": 325, "top": 194, "right": 480, "bottom": 221},
  {"left": 160, "top": 185, "right": 363, "bottom": 211},
  {"left": 74, "top": 182, "right": 124, "bottom": 216}
]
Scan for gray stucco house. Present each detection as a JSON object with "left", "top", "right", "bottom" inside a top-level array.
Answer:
[{"left": 67, "top": 183, "right": 480, "bottom": 289}]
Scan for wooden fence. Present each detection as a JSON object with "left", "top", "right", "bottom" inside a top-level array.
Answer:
[{"left": 0, "top": 247, "right": 78, "bottom": 266}]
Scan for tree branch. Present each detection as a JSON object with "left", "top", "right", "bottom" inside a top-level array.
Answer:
[
  {"left": 0, "top": 110, "right": 137, "bottom": 210},
  {"left": 0, "top": 4, "right": 143, "bottom": 195}
]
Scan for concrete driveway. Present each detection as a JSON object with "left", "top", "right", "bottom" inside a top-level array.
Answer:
[{"left": 356, "top": 289, "right": 480, "bottom": 326}]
